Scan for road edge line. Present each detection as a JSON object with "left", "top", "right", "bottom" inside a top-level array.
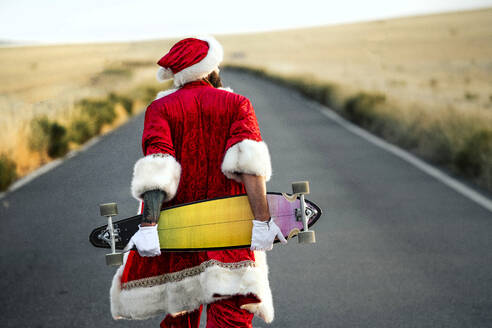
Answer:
[{"left": 310, "top": 101, "right": 492, "bottom": 213}]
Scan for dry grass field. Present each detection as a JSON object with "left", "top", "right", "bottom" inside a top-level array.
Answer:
[
  {"left": 222, "top": 8, "right": 492, "bottom": 114},
  {"left": 1, "top": 7, "right": 491, "bottom": 190},
  {"left": 0, "top": 40, "right": 173, "bottom": 176}
]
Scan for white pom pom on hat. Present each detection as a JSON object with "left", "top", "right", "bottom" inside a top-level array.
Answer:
[{"left": 156, "top": 67, "right": 174, "bottom": 82}]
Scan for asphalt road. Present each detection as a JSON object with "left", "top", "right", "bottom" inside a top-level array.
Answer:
[{"left": 1, "top": 70, "right": 491, "bottom": 328}]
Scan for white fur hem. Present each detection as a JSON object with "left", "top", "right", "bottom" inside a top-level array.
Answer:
[
  {"left": 131, "top": 154, "right": 181, "bottom": 201},
  {"left": 172, "top": 35, "right": 223, "bottom": 87},
  {"left": 110, "top": 251, "right": 274, "bottom": 323},
  {"left": 221, "top": 140, "right": 272, "bottom": 183}
]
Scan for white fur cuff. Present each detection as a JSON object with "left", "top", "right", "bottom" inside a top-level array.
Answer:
[
  {"left": 131, "top": 154, "right": 181, "bottom": 201},
  {"left": 221, "top": 140, "right": 272, "bottom": 183}
]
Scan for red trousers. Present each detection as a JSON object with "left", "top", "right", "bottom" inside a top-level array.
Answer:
[{"left": 160, "top": 295, "right": 259, "bottom": 328}]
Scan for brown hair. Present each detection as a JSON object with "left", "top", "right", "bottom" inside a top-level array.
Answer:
[{"left": 203, "top": 70, "right": 223, "bottom": 88}]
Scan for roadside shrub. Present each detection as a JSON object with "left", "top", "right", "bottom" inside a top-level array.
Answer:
[
  {"left": 78, "top": 98, "right": 116, "bottom": 134},
  {"left": 28, "top": 116, "right": 51, "bottom": 153},
  {"left": 46, "top": 122, "right": 68, "bottom": 158},
  {"left": 308, "top": 86, "right": 338, "bottom": 108},
  {"left": 343, "top": 92, "right": 386, "bottom": 126},
  {"left": 68, "top": 118, "right": 95, "bottom": 144},
  {"left": 28, "top": 116, "right": 68, "bottom": 158},
  {"left": 0, "top": 154, "right": 17, "bottom": 191},
  {"left": 119, "top": 97, "right": 133, "bottom": 115},
  {"left": 108, "top": 93, "right": 133, "bottom": 115},
  {"left": 131, "top": 85, "right": 161, "bottom": 104},
  {"left": 302, "top": 83, "right": 337, "bottom": 108},
  {"left": 464, "top": 91, "right": 479, "bottom": 101},
  {"left": 454, "top": 130, "right": 492, "bottom": 179},
  {"left": 417, "top": 125, "right": 455, "bottom": 165},
  {"left": 100, "top": 66, "right": 132, "bottom": 77},
  {"left": 142, "top": 87, "right": 159, "bottom": 103}
]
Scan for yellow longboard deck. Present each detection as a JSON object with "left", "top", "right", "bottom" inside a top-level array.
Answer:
[
  {"left": 158, "top": 195, "right": 254, "bottom": 249},
  {"left": 90, "top": 193, "right": 322, "bottom": 251}
]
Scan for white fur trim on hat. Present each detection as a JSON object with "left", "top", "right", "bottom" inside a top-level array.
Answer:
[
  {"left": 157, "top": 67, "right": 174, "bottom": 82},
  {"left": 221, "top": 139, "right": 272, "bottom": 183},
  {"left": 110, "top": 251, "right": 274, "bottom": 323},
  {"left": 155, "top": 88, "right": 178, "bottom": 100},
  {"left": 131, "top": 154, "right": 181, "bottom": 201},
  {"left": 172, "top": 35, "right": 223, "bottom": 87}
]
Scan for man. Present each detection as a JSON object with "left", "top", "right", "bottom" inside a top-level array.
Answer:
[{"left": 110, "top": 36, "right": 286, "bottom": 328}]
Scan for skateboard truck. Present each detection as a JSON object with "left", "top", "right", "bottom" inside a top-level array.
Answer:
[
  {"left": 99, "top": 203, "right": 124, "bottom": 266},
  {"left": 292, "top": 181, "right": 316, "bottom": 244}
]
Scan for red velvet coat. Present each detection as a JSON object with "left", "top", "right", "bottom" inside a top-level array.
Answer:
[{"left": 110, "top": 80, "right": 274, "bottom": 322}]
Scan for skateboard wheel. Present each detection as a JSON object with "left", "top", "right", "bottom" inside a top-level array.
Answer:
[
  {"left": 106, "top": 252, "right": 124, "bottom": 266},
  {"left": 298, "top": 230, "right": 316, "bottom": 244},
  {"left": 100, "top": 203, "right": 118, "bottom": 217},
  {"left": 292, "top": 181, "right": 310, "bottom": 195}
]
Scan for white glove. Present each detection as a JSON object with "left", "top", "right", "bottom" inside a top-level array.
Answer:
[
  {"left": 126, "top": 224, "right": 161, "bottom": 257},
  {"left": 250, "top": 218, "right": 287, "bottom": 251}
]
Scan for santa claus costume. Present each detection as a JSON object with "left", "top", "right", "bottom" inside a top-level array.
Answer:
[{"left": 110, "top": 36, "right": 275, "bottom": 327}]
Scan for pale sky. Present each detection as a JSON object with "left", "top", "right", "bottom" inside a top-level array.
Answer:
[{"left": 1, "top": 0, "right": 492, "bottom": 44}]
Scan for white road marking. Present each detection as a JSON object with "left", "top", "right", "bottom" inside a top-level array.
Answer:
[{"left": 308, "top": 100, "right": 492, "bottom": 213}]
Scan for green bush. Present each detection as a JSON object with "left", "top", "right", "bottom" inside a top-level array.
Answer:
[
  {"left": 47, "top": 122, "right": 68, "bottom": 158},
  {"left": 108, "top": 92, "right": 133, "bottom": 115},
  {"left": 343, "top": 92, "right": 386, "bottom": 126},
  {"left": 100, "top": 67, "right": 132, "bottom": 77},
  {"left": 454, "top": 130, "right": 492, "bottom": 178},
  {"left": 417, "top": 125, "right": 455, "bottom": 165},
  {"left": 69, "top": 118, "right": 95, "bottom": 145},
  {"left": 28, "top": 116, "right": 69, "bottom": 158},
  {"left": 0, "top": 154, "right": 17, "bottom": 191},
  {"left": 131, "top": 85, "right": 161, "bottom": 104},
  {"left": 119, "top": 97, "right": 133, "bottom": 115},
  {"left": 28, "top": 116, "right": 51, "bottom": 153},
  {"left": 78, "top": 98, "right": 116, "bottom": 134},
  {"left": 301, "top": 82, "right": 337, "bottom": 107},
  {"left": 464, "top": 91, "right": 479, "bottom": 101}
]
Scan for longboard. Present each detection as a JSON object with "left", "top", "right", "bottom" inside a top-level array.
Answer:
[{"left": 90, "top": 192, "right": 321, "bottom": 252}]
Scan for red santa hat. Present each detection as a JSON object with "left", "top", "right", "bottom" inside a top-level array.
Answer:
[{"left": 156, "top": 36, "right": 223, "bottom": 87}]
